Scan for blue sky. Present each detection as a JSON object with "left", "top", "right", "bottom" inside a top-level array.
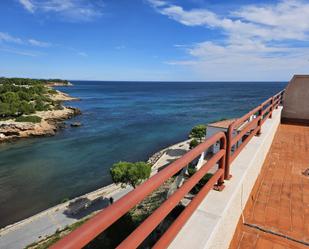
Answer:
[{"left": 0, "top": 0, "right": 308, "bottom": 81}]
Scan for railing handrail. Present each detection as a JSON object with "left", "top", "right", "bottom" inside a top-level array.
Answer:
[
  {"left": 225, "top": 89, "right": 285, "bottom": 178},
  {"left": 51, "top": 89, "right": 285, "bottom": 249},
  {"left": 50, "top": 132, "right": 226, "bottom": 249}
]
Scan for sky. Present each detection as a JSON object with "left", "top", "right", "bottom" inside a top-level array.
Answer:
[{"left": 0, "top": 0, "right": 308, "bottom": 81}]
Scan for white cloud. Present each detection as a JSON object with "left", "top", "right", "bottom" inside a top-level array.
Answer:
[
  {"left": 0, "top": 32, "right": 51, "bottom": 47},
  {"left": 0, "top": 32, "right": 52, "bottom": 58},
  {"left": 18, "top": 0, "right": 104, "bottom": 22},
  {"left": 147, "top": 0, "right": 168, "bottom": 8},
  {"left": 234, "top": 0, "right": 309, "bottom": 32},
  {"left": 151, "top": 0, "right": 309, "bottom": 41},
  {"left": 167, "top": 40, "right": 309, "bottom": 80},
  {"left": 0, "top": 32, "right": 23, "bottom": 44},
  {"left": 115, "top": 45, "right": 126, "bottom": 50},
  {"left": 19, "top": 0, "right": 35, "bottom": 13},
  {"left": 0, "top": 47, "right": 41, "bottom": 57},
  {"left": 77, "top": 52, "right": 88, "bottom": 57},
  {"left": 28, "top": 39, "right": 51, "bottom": 47},
  {"left": 148, "top": 0, "right": 309, "bottom": 80}
]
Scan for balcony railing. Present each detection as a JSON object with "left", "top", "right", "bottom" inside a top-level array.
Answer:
[
  {"left": 225, "top": 90, "right": 284, "bottom": 179},
  {"left": 50, "top": 89, "right": 285, "bottom": 249}
]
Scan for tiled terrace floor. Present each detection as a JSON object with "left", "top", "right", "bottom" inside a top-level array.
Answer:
[{"left": 230, "top": 124, "right": 309, "bottom": 249}]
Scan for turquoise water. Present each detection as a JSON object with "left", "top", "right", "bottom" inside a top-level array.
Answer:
[{"left": 0, "top": 81, "right": 286, "bottom": 227}]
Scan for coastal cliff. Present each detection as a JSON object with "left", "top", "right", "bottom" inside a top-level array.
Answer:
[{"left": 0, "top": 78, "right": 81, "bottom": 142}]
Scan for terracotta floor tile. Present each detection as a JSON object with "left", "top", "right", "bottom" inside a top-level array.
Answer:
[
  {"left": 278, "top": 216, "right": 291, "bottom": 232},
  {"left": 238, "top": 232, "right": 258, "bottom": 249},
  {"left": 272, "top": 244, "right": 285, "bottom": 249},
  {"left": 230, "top": 124, "right": 309, "bottom": 249},
  {"left": 255, "top": 237, "right": 274, "bottom": 249}
]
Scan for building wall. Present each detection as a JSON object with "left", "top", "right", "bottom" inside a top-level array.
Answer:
[
  {"left": 282, "top": 75, "right": 309, "bottom": 122},
  {"left": 206, "top": 127, "right": 239, "bottom": 154}
]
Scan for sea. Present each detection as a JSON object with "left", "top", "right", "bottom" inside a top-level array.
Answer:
[{"left": 0, "top": 81, "right": 286, "bottom": 227}]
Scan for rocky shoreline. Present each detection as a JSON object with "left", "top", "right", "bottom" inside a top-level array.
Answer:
[{"left": 0, "top": 89, "right": 81, "bottom": 142}]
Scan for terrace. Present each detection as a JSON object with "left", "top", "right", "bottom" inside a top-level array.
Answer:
[
  {"left": 50, "top": 75, "right": 308, "bottom": 249},
  {"left": 230, "top": 123, "right": 309, "bottom": 249}
]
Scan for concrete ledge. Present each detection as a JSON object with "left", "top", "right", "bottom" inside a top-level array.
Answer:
[{"left": 169, "top": 107, "right": 282, "bottom": 249}]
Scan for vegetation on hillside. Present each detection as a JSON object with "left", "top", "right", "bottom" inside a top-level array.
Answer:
[
  {"left": 0, "top": 77, "right": 65, "bottom": 122},
  {"left": 15, "top": 115, "right": 42, "bottom": 123},
  {"left": 0, "top": 77, "right": 69, "bottom": 85}
]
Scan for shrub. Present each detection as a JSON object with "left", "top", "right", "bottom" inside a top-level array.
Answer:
[
  {"left": 35, "top": 99, "right": 48, "bottom": 111},
  {"left": 0, "top": 102, "right": 11, "bottom": 117},
  {"left": 1, "top": 91, "right": 19, "bottom": 103},
  {"left": 15, "top": 115, "right": 42, "bottom": 123},
  {"left": 187, "top": 164, "right": 197, "bottom": 176},
  {"left": 190, "top": 173, "right": 213, "bottom": 194},
  {"left": 48, "top": 89, "right": 57, "bottom": 94},
  {"left": 189, "top": 139, "right": 199, "bottom": 149},
  {"left": 19, "top": 101, "right": 35, "bottom": 114},
  {"left": 17, "top": 90, "right": 32, "bottom": 101}
]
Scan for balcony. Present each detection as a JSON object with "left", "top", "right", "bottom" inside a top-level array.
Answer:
[{"left": 50, "top": 75, "right": 308, "bottom": 249}]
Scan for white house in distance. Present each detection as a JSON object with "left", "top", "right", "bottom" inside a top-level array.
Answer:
[
  {"left": 206, "top": 119, "right": 237, "bottom": 154},
  {"left": 195, "top": 116, "right": 257, "bottom": 170},
  {"left": 194, "top": 119, "right": 236, "bottom": 170},
  {"left": 206, "top": 115, "right": 257, "bottom": 154}
]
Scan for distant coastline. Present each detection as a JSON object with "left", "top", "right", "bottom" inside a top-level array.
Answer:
[{"left": 0, "top": 78, "right": 81, "bottom": 142}]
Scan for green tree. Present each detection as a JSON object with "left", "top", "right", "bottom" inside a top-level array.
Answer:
[
  {"left": 110, "top": 161, "right": 151, "bottom": 188},
  {"left": 190, "top": 124, "right": 207, "bottom": 142},
  {"left": 189, "top": 139, "right": 199, "bottom": 149}
]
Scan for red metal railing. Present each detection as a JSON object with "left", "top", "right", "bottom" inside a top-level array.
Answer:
[
  {"left": 50, "top": 132, "right": 226, "bottom": 249},
  {"left": 50, "top": 89, "right": 285, "bottom": 249},
  {"left": 225, "top": 90, "right": 285, "bottom": 179}
]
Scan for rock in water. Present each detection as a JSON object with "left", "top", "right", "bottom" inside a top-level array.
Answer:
[{"left": 71, "top": 122, "right": 82, "bottom": 127}]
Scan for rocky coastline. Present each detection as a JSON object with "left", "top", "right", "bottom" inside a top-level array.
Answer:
[{"left": 0, "top": 88, "right": 81, "bottom": 142}]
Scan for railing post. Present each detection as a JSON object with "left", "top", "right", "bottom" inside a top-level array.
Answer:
[
  {"left": 280, "top": 91, "right": 284, "bottom": 106},
  {"left": 256, "top": 106, "right": 262, "bottom": 136},
  {"left": 224, "top": 125, "right": 233, "bottom": 180},
  {"left": 269, "top": 97, "right": 274, "bottom": 119},
  {"left": 214, "top": 135, "right": 226, "bottom": 191},
  {"left": 275, "top": 94, "right": 280, "bottom": 109}
]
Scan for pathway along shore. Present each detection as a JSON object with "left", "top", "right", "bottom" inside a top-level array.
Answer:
[{"left": 0, "top": 139, "right": 191, "bottom": 249}]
